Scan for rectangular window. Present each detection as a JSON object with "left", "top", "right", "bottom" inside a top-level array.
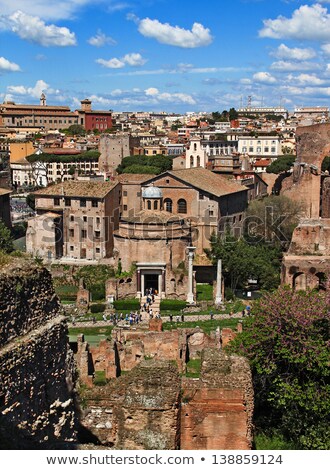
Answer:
[
  {"left": 83, "top": 216, "right": 87, "bottom": 222},
  {"left": 92, "top": 200, "right": 98, "bottom": 208},
  {"left": 54, "top": 198, "right": 60, "bottom": 206},
  {"left": 94, "top": 231, "right": 100, "bottom": 238},
  {"left": 123, "top": 191, "right": 128, "bottom": 197},
  {"left": 65, "top": 199, "right": 71, "bottom": 207},
  {"left": 264, "top": 147, "right": 269, "bottom": 153},
  {"left": 69, "top": 229, "right": 74, "bottom": 237},
  {"left": 70, "top": 246, "right": 74, "bottom": 251},
  {"left": 96, "top": 248, "right": 100, "bottom": 254},
  {"left": 96, "top": 217, "right": 100, "bottom": 224},
  {"left": 123, "top": 205, "right": 128, "bottom": 211},
  {"left": 80, "top": 199, "right": 86, "bottom": 207},
  {"left": 70, "top": 215, "right": 74, "bottom": 222},
  {"left": 81, "top": 229, "right": 87, "bottom": 239}
]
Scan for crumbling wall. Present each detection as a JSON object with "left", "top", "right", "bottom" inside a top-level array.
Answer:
[
  {"left": 0, "top": 261, "right": 77, "bottom": 449},
  {"left": 180, "top": 349, "right": 254, "bottom": 450},
  {"left": 81, "top": 360, "right": 181, "bottom": 449},
  {"left": 282, "top": 123, "right": 330, "bottom": 218}
]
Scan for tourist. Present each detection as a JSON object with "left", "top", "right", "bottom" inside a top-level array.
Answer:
[
  {"left": 92, "top": 316, "right": 96, "bottom": 324},
  {"left": 210, "top": 311, "right": 214, "bottom": 320},
  {"left": 102, "top": 313, "right": 107, "bottom": 322},
  {"left": 181, "top": 314, "right": 184, "bottom": 322},
  {"left": 176, "top": 315, "right": 180, "bottom": 323},
  {"left": 242, "top": 308, "right": 245, "bottom": 317},
  {"left": 169, "top": 314, "right": 173, "bottom": 322}
]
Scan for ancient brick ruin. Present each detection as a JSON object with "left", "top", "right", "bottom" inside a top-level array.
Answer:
[
  {"left": 0, "top": 261, "right": 253, "bottom": 450},
  {"left": 282, "top": 123, "right": 330, "bottom": 290},
  {"left": 76, "top": 321, "right": 253, "bottom": 450},
  {"left": 0, "top": 260, "right": 77, "bottom": 449}
]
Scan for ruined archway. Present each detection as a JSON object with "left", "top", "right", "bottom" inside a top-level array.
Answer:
[{"left": 292, "top": 272, "right": 307, "bottom": 291}]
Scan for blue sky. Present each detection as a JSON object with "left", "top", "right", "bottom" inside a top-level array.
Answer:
[{"left": 2, "top": 0, "right": 330, "bottom": 113}]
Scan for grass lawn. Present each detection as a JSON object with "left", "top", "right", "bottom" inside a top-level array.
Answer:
[
  {"left": 68, "top": 325, "right": 114, "bottom": 345},
  {"left": 162, "top": 318, "right": 241, "bottom": 335},
  {"left": 196, "top": 283, "right": 213, "bottom": 301},
  {"left": 185, "top": 358, "right": 201, "bottom": 378}
]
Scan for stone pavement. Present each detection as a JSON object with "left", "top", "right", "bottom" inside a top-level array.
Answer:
[{"left": 67, "top": 312, "right": 246, "bottom": 329}]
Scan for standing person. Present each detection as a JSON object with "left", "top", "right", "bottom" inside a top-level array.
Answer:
[{"left": 169, "top": 313, "right": 173, "bottom": 322}]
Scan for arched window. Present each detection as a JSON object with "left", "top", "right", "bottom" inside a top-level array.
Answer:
[
  {"left": 197, "top": 155, "right": 200, "bottom": 167},
  {"left": 147, "top": 200, "right": 151, "bottom": 210},
  {"left": 177, "top": 199, "right": 187, "bottom": 214},
  {"left": 164, "top": 198, "right": 173, "bottom": 212},
  {"left": 190, "top": 155, "right": 194, "bottom": 167},
  {"left": 154, "top": 200, "right": 158, "bottom": 210},
  {"left": 194, "top": 143, "right": 197, "bottom": 151}
]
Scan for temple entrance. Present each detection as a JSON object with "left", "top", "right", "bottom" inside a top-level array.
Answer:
[{"left": 144, "top": 273, "right": 159, "bottom": 292}]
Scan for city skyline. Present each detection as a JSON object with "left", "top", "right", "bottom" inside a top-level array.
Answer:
[{"left": 2, "top": 1, "right": 330, "bottom": 113}]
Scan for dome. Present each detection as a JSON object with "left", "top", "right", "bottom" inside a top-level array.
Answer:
[{"left": 142, "top": 186, "right": 163, "bottom": 199}]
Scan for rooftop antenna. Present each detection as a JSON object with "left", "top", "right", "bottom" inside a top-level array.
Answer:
[{"left": 247, "top": 95, "right": 252, "bottom": 109}]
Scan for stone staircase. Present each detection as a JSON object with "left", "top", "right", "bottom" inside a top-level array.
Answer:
[{"left": 140, "top": 295, "right": 161, "bottom": 320}]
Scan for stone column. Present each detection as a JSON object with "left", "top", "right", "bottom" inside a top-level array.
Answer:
[
  {"left": 215, "top": 259, "right": 223, "bottom": 306},
  {"left": 162, "top": 269, "right": 166, "bottom": 298},
  {"left": 186, "top": 246, "right": 196, "bottom": 304},
  {"left": 141, "top": 272, "right": 145, "bottom": 297},
  {"left": 136, "top": 269, "right": 141, "bottom": 299}
]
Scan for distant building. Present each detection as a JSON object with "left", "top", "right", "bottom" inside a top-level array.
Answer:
[
  {"left": 0, "top": 95, "right": 113, "bottom": 134},
  {"left": 76, "top": 99, "right": 113, "bottom": 132},
  {"left": 26, "top": 181, "right": 120, "bottom": 261}
]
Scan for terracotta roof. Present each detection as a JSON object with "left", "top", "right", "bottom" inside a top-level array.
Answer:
[
  {"left": 165, "top": 168, "right": 248, "bottom": 197},
  {"left": 116, "top": 174, "right": 155, "bottom": 184},
  {"left": 253, "top": 159, "right": 271, "bottom": 167},
  {"left": 34, "top": 180, "right": 117, "bottom": 198},
  {"left": 0, "top": 188, "right": 11, "bottom": 196}
]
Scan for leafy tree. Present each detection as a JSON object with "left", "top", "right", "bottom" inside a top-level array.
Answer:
[
  {"left": 266, "top": 155, "right": 295, "bottom": 174},
  {"left": 116, "top": 154, "right": 173, "bottom": 175},
  {"left": 26, "top": 193, "right": 36, "bottom": 211},
  {"left": 321, "top": 156, "right": 330, "bottom": 172},
  {"left": 245, "top": 195, "right": 303, "bottom": 248},
  {"left": 65, "top": 124, "right": 86, "bottom": 136},
  {"left": 227, "top": 287, "right": 330, "bottom": 449},
  {"left": 205, "top": 232, "right": 281, "bottom": 291},
  {"left": 0, "top": 220, "right": 14, "bottom": 253},
  {"left": 229, "top": 107, "right": 238, "bottom": 121}
]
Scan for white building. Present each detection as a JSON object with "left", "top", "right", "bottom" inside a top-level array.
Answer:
[{"left": 237, "top": 135, "right": 282, "bottom": 160}]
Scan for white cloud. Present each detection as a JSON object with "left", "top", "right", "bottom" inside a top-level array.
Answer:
[
  {"left": 96, "top": 52, "right": 147, "bottom": 68},
  {"left": 286, "top": 73, "right": 325, "bottom": 86},
  {"left": 260, "top": 4, "right": 330, "bottom": 41},
  {"left": 7, "top": 79, "right": 60, "bottom": 99},
  {"left": 0, "top": 56, "right": 21, "bottom": 72},
  {"left": 96, "top": 58, "right": 125, "bottom": 69},
  {"left": 270, "top": 60, "right": 321, "bottom": 72},
  {"left": 321, "top": 43, "right": 330, "bottom": 56},
  {"left": 253, "top": 71, "right": 277, "bottom": 84},
  {"left": 88, "top": 30, "right": 116, "bottom": 47},
  {"left": 122, "top": 53, "right": 147, "bottom": 66},
  {"left": 145, "top": 87, "right": 159, "bottom": 96},
  {"left": 137, "top": 17, "right": 213, "bottom": 48},
  {"left": 144, "top": 87, "right": 196, "bottom": 104},
  {"left": 4, "top": 10, "right": 76, "bottom": 46},
  {"left": 271, "top": 43, "right": 316, "bottom": 61},
  {"left": 0, "top": 1, "right": 103, "bottom": 21}
]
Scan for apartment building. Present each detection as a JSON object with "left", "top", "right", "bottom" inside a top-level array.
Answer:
[{"left": 26, "top": 181, "right": 120, "bottom": 261}]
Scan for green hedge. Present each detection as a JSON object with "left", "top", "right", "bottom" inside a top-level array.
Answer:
[
  {"left": 160, "top": 299, "right": 186, "bottom": 311},
  {"left": 113, "top": 299, "right": 140, "bottom": 311},
  {"left": 55, "top": 284, "right": 78, "bottom": 301},
  {"left": 90, "top": 303, "right": 106, "bottom": 313}
]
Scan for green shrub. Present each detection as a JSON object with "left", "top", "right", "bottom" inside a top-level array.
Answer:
[
  {"left": 196, "top": 283, "right": 213, "bottom": 301},
  {"left": 113, "top": 299, "right": 140, "bottom": 311},
  {"left": 160, "top": 299, "right": 186, "bottom": 311},
  {"left": 55, "top": 284, "right": 78, "bottom": 301},
  {"left": 90, "top": 303, "right": 106, "bottom": 314}
]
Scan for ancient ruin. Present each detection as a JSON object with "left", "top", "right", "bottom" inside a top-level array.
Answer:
[
  {"left": 0, "top": 259, "right": 77, "bottom": 449},
  {"left": 282, "top": 123, "right": 330, "bottom": 289}
]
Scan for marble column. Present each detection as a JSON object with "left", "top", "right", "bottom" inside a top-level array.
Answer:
[
  {"left": 136, "top": 269, "right": 141, "bottom": 299},
  {"left": 186, "top": 246, "right": 196, "bottom": 304},
  {"left": 162, "top": 269, "right": 166, "bottom": 298},
  {"left": 215, "top": 259, "right": 223, "bottom": 306}
]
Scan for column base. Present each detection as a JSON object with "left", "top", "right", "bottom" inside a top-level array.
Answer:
[{"left": 186, "top": 294, "right": 195, "bottom": 305}]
